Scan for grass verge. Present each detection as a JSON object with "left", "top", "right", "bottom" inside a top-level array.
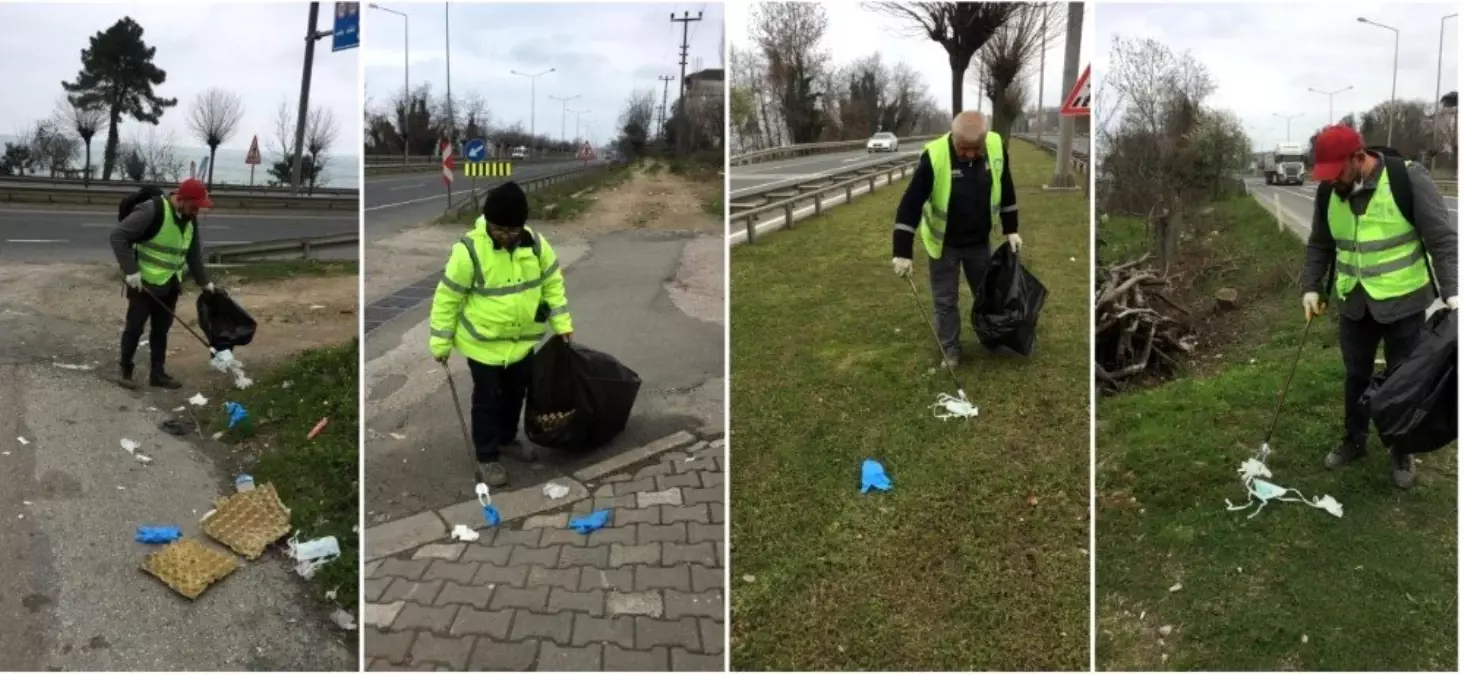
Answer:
[
  {"left": 729, "top": 139, "right": 1090, "bottom": 670},
  {"left": 209, "top": 259, "right": 358, "bottom": 286},
  {"left": 204, "top": 340, "right": 361, "bottom": 613},
  {"left": 1096, "top": 195, "right": 1457, "bottom": 671}
]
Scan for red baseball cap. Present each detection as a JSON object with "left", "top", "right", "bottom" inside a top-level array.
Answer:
[
  {"left": 1310, "top": 125, "right": 1365, "bottom": 182},
  {"left": 176, "top": 178, "right": 214, "bottom": 208}
]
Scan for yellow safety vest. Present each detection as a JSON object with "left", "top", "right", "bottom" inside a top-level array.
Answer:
[
  {"left": 1327, "top": 162, "right": 1430, "bottom": 301},
  {"left": 133, "top": 197, "right": 193, "bottom": 286},
  {"left": 918, "top": 131, "right": 1005, "bottom": 260},
  {"left": 429, "top": 218, "right": 573, "bottom": 365}
]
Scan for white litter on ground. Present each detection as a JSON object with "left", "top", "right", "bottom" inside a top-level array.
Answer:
[
  {"left": 285, "top": 532, "right": 341, "bottom": 579},
  {"left": 51, "top": 362, "right": 93, "bottom": 371},
  {"left": 210, "top": 350, "right": 254, "bottom": 389},
  {"left": 1225, "top": 458, "right": 1343, "bottom": 518},
  {"left": 451, "top": 524, "right": 481, "bottom": 542},
  {"left": 930, "top": 390, "right": 979, "bottom": 421},
  {"left": 15, "top": 437, "right": 27, "bottom": 446},
  {"left": 329, "top": 609, "right": 356, "bottom": 631},
  {"left": 119, "top": 438, "right": 153, "bottom": 464},
  {"left": 189, "top": 393, "right": 209, "bottom": 407},
  {"left": 388, "top": 432, "right": 407, "bottom": 441},
  {"left": 172, "top": 406, "right": 186, "bottom": 412},
  {"left": 542, "top": 482, "right": 570, "bottom": 500}
]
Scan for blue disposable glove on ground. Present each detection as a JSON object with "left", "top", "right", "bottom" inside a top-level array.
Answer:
[
  {"left": 225, "top": 402, "right": 248, "bottom": 429},
  {"left": 569, "top": 509, "right": 612, "bottom": 534},
  {"left": 135, "top": 525, "right": 182, "bottom": 544},
  {"left": 482, "top": 504, "right": 502, "bottom": 527},
  {"left": 861, "top": 458, "right": 892, "bottom": 493}
]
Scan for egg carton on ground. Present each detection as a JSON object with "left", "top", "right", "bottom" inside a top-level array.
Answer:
[
  {"left": 141, "top": 538, "right": 239, "bottom": 600},
  {"left": 202, "top": 482, "right": 293, "bottom": 560}
]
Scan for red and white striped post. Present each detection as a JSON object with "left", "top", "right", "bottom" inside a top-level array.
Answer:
[{"left": 441, "top": 140, "right": 455, "bottom": 204}]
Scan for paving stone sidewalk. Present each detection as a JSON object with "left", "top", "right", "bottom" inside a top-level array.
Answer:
[{"left": 364, "top": 432, "right": 726, "bottom": 671}]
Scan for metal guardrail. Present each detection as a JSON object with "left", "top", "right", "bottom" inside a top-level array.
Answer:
[
  {"left": 0, "top": 185, "right": 357, "bottom": 211},
  {"left": 207, "top": 232, "right": 359, "bottom": 263},
  {"left": 444, "top": 160, "right": 626, "bottom": 218},
  {"left": 730, "top": 135, "right": 1088, "bottom": 246},
  {"left": 0, "top": 174, "right": 356, "bottom": 196}
]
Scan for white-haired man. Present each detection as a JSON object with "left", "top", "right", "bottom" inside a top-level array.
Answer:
[{"left": 892, "top": 111, "right": 1021, "bottom": 368}]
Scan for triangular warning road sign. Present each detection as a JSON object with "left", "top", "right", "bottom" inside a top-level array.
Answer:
[
  {"left": 1061, "top": 65, "right": 1091, "bottom": 117},
  {"left": 244, "top": 135, "right": 261, "bottom": 165}
]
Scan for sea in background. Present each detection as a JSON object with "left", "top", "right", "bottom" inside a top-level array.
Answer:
[{"left": 0, "top": 133, "right": 360, "bottom": 189}]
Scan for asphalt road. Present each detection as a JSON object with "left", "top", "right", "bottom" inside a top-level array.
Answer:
[
  {"left": 1245, "top": 177, "right": 1459, "bottom": 241},
  {"left": 0, "top": 178, "right": 355, "bottom": 198},
  {"left": 0, "top": 206, "right": 358, "bottom": 263},
  {"left": 363, "top": 160, "right": 591, "bottom": 239},
  {"left": 729, "top": 149, "right": 921, "bottom": 198}
]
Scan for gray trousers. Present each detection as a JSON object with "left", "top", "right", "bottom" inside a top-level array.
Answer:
[{"left": 929, "top": 244, "right": 990, "bottom": 359}]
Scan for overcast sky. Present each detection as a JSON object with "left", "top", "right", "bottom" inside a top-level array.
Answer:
[
  {"left": 1094, "top": 2, "right": 1458, "bottom": 150},
  {"left": 0, "top": 2, "right": 359, "bottom": 154},
  {"left": 727, "top": 2, "right": 1095, "bottom": 120},
  {"left": 362, "top": 2, "right": 724, "bottom": 147}
]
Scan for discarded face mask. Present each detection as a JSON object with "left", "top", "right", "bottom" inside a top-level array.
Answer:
[
  {"left": 930, "top": 390, "right": 978, "bottom": 421},
  {"left": 1224, "top": 458, "right": 1343, "bottom": 519},
  {"left": 286, "top": 532, "right": 341, "bottom": 579},
  {"left": 210, "top": 350, "right": 254, "bottom": 389},
  {"left": 450, "top": 524, "right": 480, "bottom": 542}
]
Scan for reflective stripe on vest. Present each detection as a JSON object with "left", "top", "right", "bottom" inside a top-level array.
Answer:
[
  {"left": 442, "top": 221, "right": 551, "bottom": 362},
  {"left": 919, "top": 131, "right": 1004, "bottom": 260},
  {"left": 1326, "top": 163, "right": 1430, "bottom": 301},
  {"left": 133, "top": 198, "right": 192, "bottom": 285}
]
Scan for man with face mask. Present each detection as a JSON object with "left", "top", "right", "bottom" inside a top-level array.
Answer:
[
  {"left": 429, "top": 181, "right": 573, "bottom": 487},
  {"left": 110, "top": 177, "right": 218, "bottom": 390},
  {"left": 1300, "top": 124, "right": 1458, "bottom": 489},
  {"left": 891, "top": 110, "right": 1021, "bottom": 368}
]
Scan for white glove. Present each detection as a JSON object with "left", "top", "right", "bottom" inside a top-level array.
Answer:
[
  {"left": 124, "top": 273, "right": 142, "bottom": 290},
  {"left": 1302, "top": 291, "right": 1322, "bottom": 319},
  {"left": 892, "top": 257, "right": 912, "bottom": 278},
  {"left": 1006, "top": 233, "right": 1023, "bottom": 253},
  {"left": 1447, "top": 296, "right": 1459, "bottom": 310},
  {"left": 204, "top": 282, "right": 216, "bottom": 293}
]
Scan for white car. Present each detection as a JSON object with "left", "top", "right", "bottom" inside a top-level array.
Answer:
[{"left": 866, "top": 132, "right": 899, "bottom": 153}]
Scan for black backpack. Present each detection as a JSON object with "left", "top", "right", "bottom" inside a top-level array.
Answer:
[{"left": 117, "top": 186, "right": 169, "bottom": 239}]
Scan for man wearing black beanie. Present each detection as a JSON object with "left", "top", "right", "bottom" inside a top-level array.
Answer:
[{"left": 429, "top": 181, "right": 575, "bottom": 487}]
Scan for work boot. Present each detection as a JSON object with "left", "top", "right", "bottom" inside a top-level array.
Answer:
[
  {"left": 1390, "top": 448, "right": 1416, "bottom": 490},
  {"left": 1324, "top": 439, "right": 1366, "bottom": 469},
  {"left": 500, "top": 439, "right": 538, "bottom": 463},
  {"left": 479, "top": 461, "right": 509, "bottom": 488},
  {"left": 117, "top": 364, "right": 137, "bottom": 390},
  {"left": 937, "top": 352, "right": 960, "bottom": 370},
  {"left": 150, "top": 371, "right": 182, "bottom": 390}
]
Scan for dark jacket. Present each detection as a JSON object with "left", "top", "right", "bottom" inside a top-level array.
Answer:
[
  {"left": 109, "top": 197, "right": 211, "bottom": 288},
  {"left": 1300, "top": 152, "right": 1457, "bottom": 323},
  {"left": 893, "top": 135, "right": 1018, "bottom": 258}
]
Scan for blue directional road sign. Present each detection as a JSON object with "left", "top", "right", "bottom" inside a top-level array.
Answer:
[
  {"left": 332, "top": 2, "right": 360, "bottom": 52},
  {"left": 464, "top": 138, "right": 487, "bottom": 162}
]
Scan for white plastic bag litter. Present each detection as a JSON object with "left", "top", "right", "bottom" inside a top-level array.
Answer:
[
  {"left": 189, "top": 393, "right": 209, "bottom": 407},
  {"left": 119, "top": 438, "right": 153, "bottom": 464},
  {"left": 542, "top": 482, "right": 570, "bottom": 500},
  {"left": 1224, "top": 458, "right": 1343, "bottom": 519},
  {"left": 210, "top": 350, "right": 254, "bottom": 389},
  {"left": 451, "top": 524, "right": 481, "bottom": 542},
  {"left": 930, "top": 390, "right": 978, "bottom": 421},
  {"left": 286, "top": 532, "right": 341, "bottom": 579}
]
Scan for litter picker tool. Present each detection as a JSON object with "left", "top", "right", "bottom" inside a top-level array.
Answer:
[
  {"left": 137, "top": 284, "right": 252, "bottom": 387},
  {"left": 138, "top": 285, "right": 213, "bottom": 354},
  {"left": 902, "top": 272, "right": 978, "bottom": 422},
  {"left": 443, "top": 362, "right": 500, "bottom": 527}
]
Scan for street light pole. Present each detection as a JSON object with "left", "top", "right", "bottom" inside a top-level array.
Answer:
[
  {"left": 1307, "top": 85, "right": 1353, "bottom": 124},
  {"left": 511, "top": 68, "right": 555, "bottom": 158},
  {"left": 1273, "top": 112, "right": 1303, "bottom": 141},
  {"left": 1358, "top": 17, "right": 1400, "bottom": 145},
  {"left": 1434, "top": 13, "right": 1457, "bottom": 171},
  {"left": 549, "top": 94, "right": 580, "bottom": 147},
  {"left": 369, "top": 3, "right": 408, "bottom": 164}
]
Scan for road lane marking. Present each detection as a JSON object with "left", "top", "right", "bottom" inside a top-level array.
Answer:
[
  {"left": 7, "top": 239, "right": 68, "bottom": 243},
  {"left": 364, "top": 193, "right": 449, "bottom": 212}
]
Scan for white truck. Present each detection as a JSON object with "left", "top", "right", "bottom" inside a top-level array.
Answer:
[{"left": 1261, "top": 142, "right": 1307, "bottom": 186}]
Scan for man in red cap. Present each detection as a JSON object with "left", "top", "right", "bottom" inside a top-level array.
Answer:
[
  {"left": 109, "top": 177, "right": 220, "bottom": 389},
  {"left": 1300, "top": 124, "right": 1457, "bottom": 489}
]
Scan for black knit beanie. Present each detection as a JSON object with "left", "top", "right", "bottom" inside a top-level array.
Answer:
[{"left": 482, "top": 181, "right": 528, "bottom": 229}]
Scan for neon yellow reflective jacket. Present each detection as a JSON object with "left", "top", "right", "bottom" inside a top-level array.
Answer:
[
  {"left": 919, "top": 131, "right": 1005, "bottom": 260},
  {"left": 134, "top": 198, "right": 193, "bottom": 286},
  {"left": 428, "top": 218, "right": 573, "bottom": 365},
  {"left": 1327, "top": 162, "right": 1430, "bottom": 301}
]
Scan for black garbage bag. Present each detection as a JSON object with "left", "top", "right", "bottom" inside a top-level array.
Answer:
[
  {"left": 524, "top": 335, "right": 642, "bottom": 451},
  {"left": 196, "top": 291, "right": 258, "bottom": 351},
  {"left": 971, "top": 242, "right": 1048, "bottom": 356},
  {"left": 1360, "top": 308, "right": 1457, "bottom": 454}
]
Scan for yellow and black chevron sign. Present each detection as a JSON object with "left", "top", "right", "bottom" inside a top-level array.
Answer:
[{"left": 464, "top": 161, "right": 512, "bottom": 178}]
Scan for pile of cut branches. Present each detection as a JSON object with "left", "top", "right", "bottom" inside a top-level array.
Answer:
[{"left": 1095, "top": 253, "right": 1197, "bottom": 393}]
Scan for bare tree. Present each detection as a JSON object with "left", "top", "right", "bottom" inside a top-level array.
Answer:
[
  {"left": 866, "top": 1, "right": 1021, "bottom": 116},
  {"left": 187, "top": 88, "right": 245, "bottom": 188},
  {"left": 750, "top": 1, "right": 830, "bottom": 144},
  {"left": 132, "top": 127, "right": 184, "bottom": 183},
  {"left": 971, "top": 3, "right": 1062, "bottom": 137},
  {"left": 616, "top": 88, "right": 658, "bottom": 158},
  {"left": 305, "top": 107, "right": 341, "bottom": 192},
  {"left": 55, "top": 96, "right": 106, "bottom": 185}
]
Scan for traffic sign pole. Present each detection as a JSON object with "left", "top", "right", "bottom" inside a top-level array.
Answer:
[{"left": 442, "top": 140, "right": 455, "bottom": 206}]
